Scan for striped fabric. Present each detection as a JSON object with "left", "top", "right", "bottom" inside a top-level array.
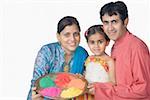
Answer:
[{"left": 74, "top": 93, "right": 94, "bottom": 100}]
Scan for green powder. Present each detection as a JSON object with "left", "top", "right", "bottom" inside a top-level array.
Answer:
[{"left": 39, "top": 76, "right": 55, "bottom": 88}]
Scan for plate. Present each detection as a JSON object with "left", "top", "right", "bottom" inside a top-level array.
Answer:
[{"left": 35, "top": 72, "right": 87, "bottom": 99}]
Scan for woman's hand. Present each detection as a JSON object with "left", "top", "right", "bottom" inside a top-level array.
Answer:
[
  {"left": 32, "top": 87, "right": 43, "bottom": 100},
  {"left": 75, "top": 73, "right": 84, "bottom": 78}
]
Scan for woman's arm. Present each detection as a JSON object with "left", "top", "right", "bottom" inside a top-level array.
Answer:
[{"left": 27, "top": 46, "right": 51, "bottom": 100}]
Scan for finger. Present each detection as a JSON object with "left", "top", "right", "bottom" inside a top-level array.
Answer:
[
  {"left": 32, "top": 90, "right": 37, "bottom": 96},
  {"left": 32, "top": 87, "right": 38, "bottom": 96},
  {"left": 83, "top": 71, "right": 86, "bottom": 76},
  {"left": 88, "top": 88, "right": 94, "bottom": 95},
  {"left": 32, "top": 94, "right": 42, "bottom": 99},
  {"left": 87, "top": 84, "right": 93, "bottom": 89},
  {"left": 75, "top": 73, "right": 83, "bottom": 78},
  {"left": 32, "top": 87, "right": 36, "bottom": 91}
]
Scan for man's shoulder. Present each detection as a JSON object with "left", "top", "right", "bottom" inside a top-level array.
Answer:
[{"left": 128, "top": 33, "right": 148, "bottom": 50}]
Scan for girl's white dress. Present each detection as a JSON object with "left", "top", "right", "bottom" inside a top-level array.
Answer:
[{"left": 85, "top": 56, "right": 109, "bottom": 83}]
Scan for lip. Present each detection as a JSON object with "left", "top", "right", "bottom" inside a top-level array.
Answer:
[
  {"left": 108, "top": 32, "right": 115, "bottom": 35},
  {"left": 93, "top": 49, "right": 101, "bottom": 53},
  {"left": 69, "top": 44, "right": 76, "bottom": 47},
  {"left": 108, "top": 30, "right": 116, "bottom": 35}
]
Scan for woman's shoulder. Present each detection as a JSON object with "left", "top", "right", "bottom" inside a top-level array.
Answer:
[
  {"left": 42, "top": 42, "right": 59, "bottom": 48},
  {"left": 38, "top": 42, "right": 61, "bottom": 54},
  {"left": 40, "top": 42, "right": 60, "bottom": 50},
  {"left": 75, "top": 46, "right": 88, "bottom": 54},
  {"left": 76, "top": 45, "right": 87, "bottom": 51},
  {"left": 73, "top": 46, "right": 88, "bottom": 59}
]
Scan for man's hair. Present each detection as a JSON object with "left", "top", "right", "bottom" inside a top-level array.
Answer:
[{"left": 100, "top": 1, "right": 128, "bottom": 22}]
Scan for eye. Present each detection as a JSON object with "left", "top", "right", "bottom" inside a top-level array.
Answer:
[
  {"left": 103, "top": 21, "right": 109, "bottom": 25},
  {"left": 63, "top": 32, "right": 70, "bottom": 37},
  {"left": 98, "top": 40, "right": 104, "bottom": 44},
  {"left": 73, "top": 32, "right": 80, "bottom": 37},
  {"left": 112, "top": 20, "right": 117, "bottom": 24},
  {"left": 88, "top": 40, "right": 95, "bottom": 45}
]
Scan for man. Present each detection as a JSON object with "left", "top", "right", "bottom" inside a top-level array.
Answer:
[{"left": 88, "top": 1, "right": 150, "bottom": 100}]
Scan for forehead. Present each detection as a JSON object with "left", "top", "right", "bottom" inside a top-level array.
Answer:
[
  {"left": 61, "top": 24, "right": 79, "bottom": 33},
  {"left": 88, "top": 32, "right": 105, "bottom": 40},
  {"left": 102, "top": 14, "right": 121, "bottom": 21}
]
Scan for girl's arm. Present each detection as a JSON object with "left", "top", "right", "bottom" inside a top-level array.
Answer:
[{"left": 107, "top": 58, "right": 116, "bottom": 84}]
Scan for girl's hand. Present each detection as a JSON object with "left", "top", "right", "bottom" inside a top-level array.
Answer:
[
  {"left": 32, "top": 87, "right": 43, "bottom": 100},
  {"left": 87, "top": 83, "right": 96, "bottom": 95}
]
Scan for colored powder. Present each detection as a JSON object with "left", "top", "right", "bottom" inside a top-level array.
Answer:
[
  {"left": 39, "top": 76, "right": 55, "bottom": 88},
  {"left": 60, "top": 87, "right": 82, "bottom": 98},
  {"left": 69, "top": 75, "right": 76, "bottom": 80},
  {"left": 54, "top": 73, "right": 71, "bottom": 88},
  {"left": 39, "top": 87, "right": 61, "bottom": 97},
  {"left": 68, "top": 79, "right": 85, "bottom": 90}
]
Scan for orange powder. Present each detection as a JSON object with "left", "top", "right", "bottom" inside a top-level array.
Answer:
[{"left": 68, "top": 79, "right": 85, "bottom": 90}]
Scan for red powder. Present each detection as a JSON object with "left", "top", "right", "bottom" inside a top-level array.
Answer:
[{"left": 54, "top": 73, "right": 71, "bottom": 88}]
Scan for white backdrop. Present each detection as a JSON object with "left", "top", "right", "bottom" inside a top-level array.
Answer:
[{"left": 0, "top": 0, "right": 150, "bottom": 100}]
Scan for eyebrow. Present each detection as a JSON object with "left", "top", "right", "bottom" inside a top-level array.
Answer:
[{"left": 89, "top": 38, "right": 105, "bottom": 42}]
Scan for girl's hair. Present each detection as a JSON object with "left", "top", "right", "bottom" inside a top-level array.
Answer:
[
  {"left": 57, "top": 16, "right": 81, "bottom": 34},
  {"left": 84, "top": 25, "right": 110, "bottom": 42}
]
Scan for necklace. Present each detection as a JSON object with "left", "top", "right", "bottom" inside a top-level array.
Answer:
[
  {"left": 63, "top": 54, "right": 72, "bottom": 72},
  {"left": 64, "top": 64, "right": 70, "bottom": 72}
]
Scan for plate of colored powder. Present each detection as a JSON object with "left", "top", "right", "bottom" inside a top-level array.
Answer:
[{"left": 35, "top": 72, "right": 88, "bottom": 99}]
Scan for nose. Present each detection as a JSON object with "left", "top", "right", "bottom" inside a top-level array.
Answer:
[
  {"left": 94, "top": 42, "right": 99, "bottom": 47},
  {"left": 108, "top": 23, "right": 114, "bottom": 31},
  {"left": 70, "top": 34, "right": 75, "bottom": 41}
]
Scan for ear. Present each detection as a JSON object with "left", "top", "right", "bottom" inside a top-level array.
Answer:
[
  {"left": 124, "top": 18, "right": 129, "bottom": 27},
  {"left": 101, "top": 25, "right": 104, "bottom": 30},
  {"left": 106, "top": 41, "right": 110, "bottom": 46},
  {"left": 57, "top": 33, "right": 60, "bottom": 41}
]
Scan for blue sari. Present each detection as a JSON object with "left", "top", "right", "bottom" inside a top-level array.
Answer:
[{"left": 27, "top": 42, "right": 88, "bottom": 100}]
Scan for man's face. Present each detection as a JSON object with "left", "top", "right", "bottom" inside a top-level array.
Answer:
[{"left": 102, "top": 14, "right": 127, "bottom": 41}]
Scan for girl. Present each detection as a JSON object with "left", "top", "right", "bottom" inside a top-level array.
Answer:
[{"left": 84, "top": 25, "right": 116, "bottom": 99}]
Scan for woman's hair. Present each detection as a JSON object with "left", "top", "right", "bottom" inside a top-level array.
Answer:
[
  {"left": 84, "top": 25, "right": 110, "bottom": 42},
  {"left": 100, "top": 1, "right": 128, "bottom": 22},
  {"left": 57, "top": 16, "right": 81, "bottom": 34}
]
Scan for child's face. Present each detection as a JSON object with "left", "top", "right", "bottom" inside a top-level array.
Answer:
[{"left": 87, "top": 32, "right": 109, "bottom": 56}]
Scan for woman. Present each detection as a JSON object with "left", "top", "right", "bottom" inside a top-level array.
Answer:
[{"left": 27, "top": 16, "right": 88, "bottom": 100}]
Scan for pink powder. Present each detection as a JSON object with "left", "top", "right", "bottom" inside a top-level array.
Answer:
[{"left": 39, "top": 87, "right": 61, "bottom": 97}]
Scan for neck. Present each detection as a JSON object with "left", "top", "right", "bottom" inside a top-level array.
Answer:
[{"left": 65, "top": 53, "right": 72, "bottom": 64}]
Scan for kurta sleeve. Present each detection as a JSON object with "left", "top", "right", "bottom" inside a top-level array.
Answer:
[
  {"left": 27, "top": 46, "right": 51, "bottom": 100},
  {"left": 94, "top": 43, "right": 150, "bottom": 100}
]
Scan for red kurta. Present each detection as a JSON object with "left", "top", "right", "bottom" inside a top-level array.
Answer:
[{"left": 94, "top": 31, "right": 150, "bottom": 100}]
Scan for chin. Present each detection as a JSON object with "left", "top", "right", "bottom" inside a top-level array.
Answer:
[
  {"left": 69, "top": 47, "right": 77, "bottom": 52},
  {"left": 94, "top": 53, "right": 101, "bottom": 56}
]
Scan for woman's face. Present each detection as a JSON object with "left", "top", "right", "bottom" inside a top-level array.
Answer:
[
  {"left": 57, "top": 24, "right": 80, "bottom": 54},
  {"left": 88, "top": 32, "right": 109, "bottom": 56}
]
